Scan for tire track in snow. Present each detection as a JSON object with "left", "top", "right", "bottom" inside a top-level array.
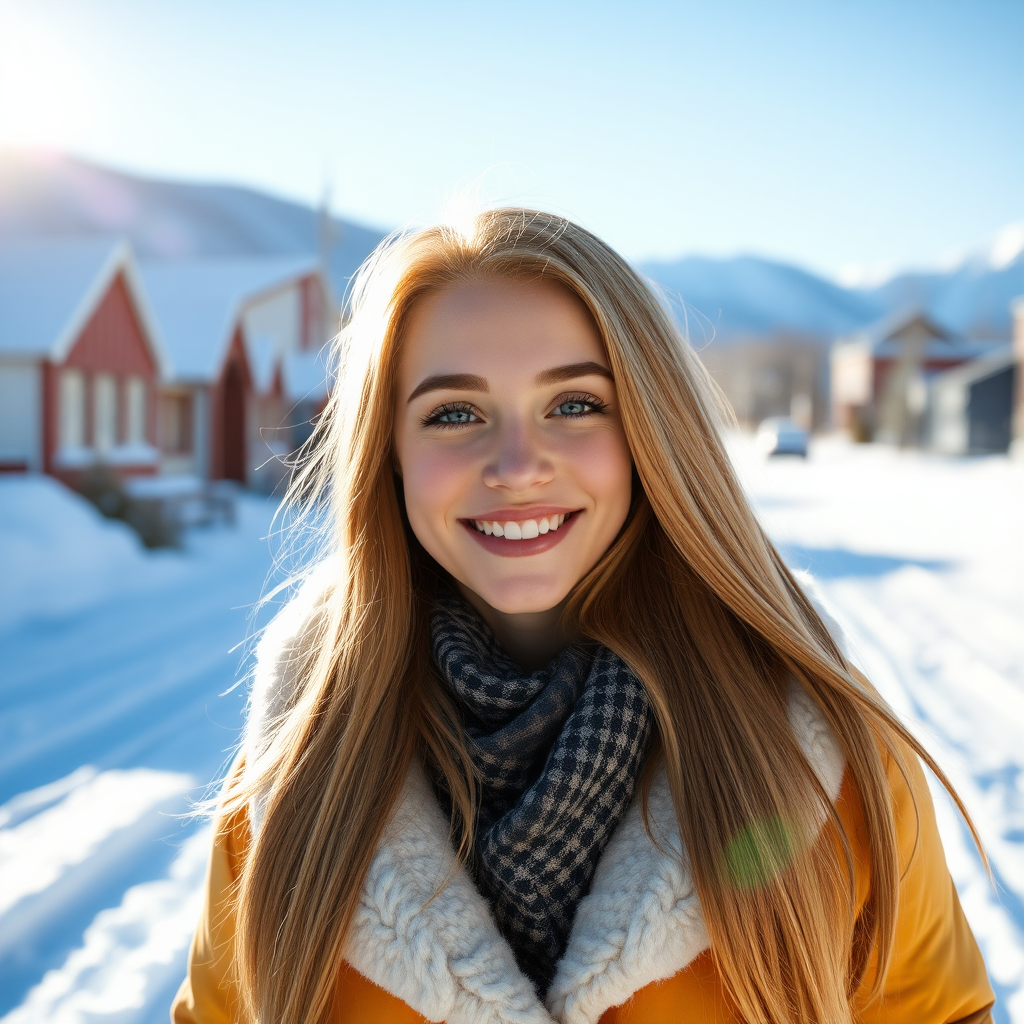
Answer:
[
  {"left": 0, "top": 591, "right": 248, "bottom": 713},
  {"left": 0, "top": 637, "right": 241, "bottom": 796},
  {"left": 0, "top": 543, "right": 278, "bottom": 802}
]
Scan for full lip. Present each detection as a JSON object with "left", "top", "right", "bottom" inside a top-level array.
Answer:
[{"left": 458, "top": 506, "right": 584, "bottom": 558}]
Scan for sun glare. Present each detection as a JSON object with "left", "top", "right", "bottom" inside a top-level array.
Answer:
[
  {"left": 437, "top": 187, "right": 488, "bottom": 243},
  {"left": 0, "top": 10, "right": 99, "bottom": 147}
]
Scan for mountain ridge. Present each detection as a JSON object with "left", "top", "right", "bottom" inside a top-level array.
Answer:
[
  {"left": 0, "top": 150, "right": 384, "bottom": 300},
  {"left": 2, "top": 150, "right": 1020, "bottom": 343}
]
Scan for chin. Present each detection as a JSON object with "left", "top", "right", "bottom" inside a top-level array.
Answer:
[{"left": 471, "top": 575, "right": 571, "bottom": 616}]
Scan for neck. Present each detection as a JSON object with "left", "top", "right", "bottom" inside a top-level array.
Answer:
[{"left": 456, "top": 583, "right": 576, "bottom": 672}]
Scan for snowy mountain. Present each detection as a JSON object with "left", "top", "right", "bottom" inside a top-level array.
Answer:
[
  {"left": 641, "top": 225, "right": 1024, "bottom": 344},
  {"left": 0, "top": 150, "right": 385, "bottom": 298},
  {"left": 1, "top": 150, "right": 1020, "bottom": 342},
  {"left": 638, "top": 254, "right": 881, "bottom": 343},
  {"left": 858, "top": 223, "right": 1024, "bottom": 341}
]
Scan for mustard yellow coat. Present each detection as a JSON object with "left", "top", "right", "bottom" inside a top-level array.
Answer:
[
  {"left": 172, "top": 751, "right": 993, "bottom": 1024},
  {"left": 171, "top": 565, "right": 993, "bottom": 1023}
]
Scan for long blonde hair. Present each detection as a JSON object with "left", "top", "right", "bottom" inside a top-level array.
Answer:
[{"left": 225, "top": 208, "right": 978, "bottom": 1024}]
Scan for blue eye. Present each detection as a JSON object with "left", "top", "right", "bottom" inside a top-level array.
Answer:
[
  {"left": 423, "top": 402, "right": 479, "bottom": 427},
  {"left": 555, "top": 400, "right": 590, "bottom": 416},
  {"left": 551, "top": 394, "right": 606, "bottom": 418},
  {"left": 439, "top": 409, "right": 475, "bottom": 423}
]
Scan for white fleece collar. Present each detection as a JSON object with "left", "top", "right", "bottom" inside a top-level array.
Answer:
[{"left": 242, "top": 563, "right": 846, "bottom": 1024}]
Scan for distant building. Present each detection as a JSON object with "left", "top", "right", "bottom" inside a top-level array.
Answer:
[
  {"left": 1013, "top": 297, "right": 1024, "bottom": 458},
  {"left": 929, "top": 346, "right": 1016, "bottom": 454},
  {"left": 0, "top": 238, "right": 167, "bottom": 480},
  {"left": 831, "top": 309, "right": 998, "bottom": 444},
  {"left": 140, "top": 257, "right": 336, "bottom": 489}
]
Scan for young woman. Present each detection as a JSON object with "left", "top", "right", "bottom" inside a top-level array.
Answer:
[{"left": 172, "top": 208, "right": 994, "bottom": 1024}]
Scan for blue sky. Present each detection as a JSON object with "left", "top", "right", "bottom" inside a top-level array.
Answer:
[{"left": 0, "top": 0, "right": 1020, "bottom": 276}]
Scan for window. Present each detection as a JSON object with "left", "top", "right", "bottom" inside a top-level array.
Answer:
[
  {"left": 160, "top": 392, "right": 193, "bottom": 454},
  {"left": 126, "top": 377, "right": 147, "bottom": 445},
  {"left": 94, "top": 373, "right": 117, "bottom": 452},
  {"left": 59, "top": 369, "right": 86, "bottom": 448}
]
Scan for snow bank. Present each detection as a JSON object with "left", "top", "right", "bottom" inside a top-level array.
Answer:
[
  {"left": 0, "top": 768, "right": 193, "bottom": 917},
  {"left": 1, "top": 827, "right": 209, "bottom": 1024},
  {"left": 0, "top": 477, "right": 181, "bottom": 631}
]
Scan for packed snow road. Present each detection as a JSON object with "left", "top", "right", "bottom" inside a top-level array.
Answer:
[{"left": 1, "top": 440, "right": 1021, "bottom": 1023}]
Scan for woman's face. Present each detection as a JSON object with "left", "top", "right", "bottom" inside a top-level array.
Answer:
[{"left": 394, "top": 277, "right": 633, "bottom": 615}]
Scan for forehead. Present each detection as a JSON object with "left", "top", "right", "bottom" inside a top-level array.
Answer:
[{"left": 398, "top": 277, "right": 606, "bottom": 385}]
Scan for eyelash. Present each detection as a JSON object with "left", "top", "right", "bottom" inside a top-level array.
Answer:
[
  {"left": 551, "top": 392, "right": 608, "bottom": 418},
  {"left": 421, "top": 402, "right": 478, "bottom": 429},
  {"left": 421, "top": 393, "right": 608, "bottom": 429}
]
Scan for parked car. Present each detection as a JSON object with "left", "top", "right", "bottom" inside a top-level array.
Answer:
[{"left": 755, "top": 417, "right": 809, "bottom": 457}]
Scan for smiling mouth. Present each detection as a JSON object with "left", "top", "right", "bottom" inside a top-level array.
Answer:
[{"left": 465, "top": 511, "right": 578, "bottom": 541}]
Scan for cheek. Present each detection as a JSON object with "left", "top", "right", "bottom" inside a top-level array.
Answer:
[
  {"left": 399, "top": 442, "right": 472, "bottom": 537},
  {"left": 564, "top": 428, "right": 633, "bottom": 519}
]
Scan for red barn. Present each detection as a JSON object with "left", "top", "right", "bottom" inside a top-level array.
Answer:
[{"left": 0, "top": 238, "right": 167, "bottom": 480}]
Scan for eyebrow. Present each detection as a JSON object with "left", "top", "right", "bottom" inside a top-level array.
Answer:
[
  {"left": 535, "top": 361, "right": 614, "bottom": 386},
  {"left": 407, "top": 372, "right": 488, "bottom": 403},
  {"left": 406, "top": 361, "right": 613, "bottom": 403}
]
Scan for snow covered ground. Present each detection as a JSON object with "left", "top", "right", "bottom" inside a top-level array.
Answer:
[
  {"left": 0, "top": 441, "right": 1021, "bottom": 1022},
  {"left": 730, "top": 438, "right": 1024, "bottom": 1022},
  {"left": 0, "top": 479, "right": 283, "bottom": 1023}
]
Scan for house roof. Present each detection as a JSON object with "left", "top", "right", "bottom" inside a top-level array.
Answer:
[
  {"left": 0, "top": 236, "right": 168, "bottom": 374},
  {"left": 836, "top": 306, "right": 999, "bottom": 361},
  {"left": 859, "top": 307, "right": 955, "bottom": 347},
  {"left": 139, "top": 255, "right": 321, "bottom": 383}
]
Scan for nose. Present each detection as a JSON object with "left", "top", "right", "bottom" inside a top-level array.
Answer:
[{"left": 481, "top": 419, "right": 554, "bottom": 492}]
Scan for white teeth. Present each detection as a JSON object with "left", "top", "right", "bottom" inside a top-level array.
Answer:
[{"left": 471, "top": 513, "right": 572, "bottom": 539}]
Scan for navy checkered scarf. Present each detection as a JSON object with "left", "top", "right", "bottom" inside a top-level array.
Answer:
[{"left": 430, "top": 593, "right": 653, "bottom": 994}]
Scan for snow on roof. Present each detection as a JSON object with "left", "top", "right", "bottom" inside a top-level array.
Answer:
[
  {"left": 0, "top": 235, "right": 169, "bottom": 376},
  {"left": 859, "top": 307, "right": 955, "bottom": 346},
  {"left": 139, "top": 255, "right": 320, "bottom": 382},
  {"left": 283, "top": 346, "right": 333, "bottom": 401},
  {"left": 835, "top": 306, "right": 998, "bottom": 361},
  {"left": 0, "top": 236, "right": 122, "bottom": 358}
]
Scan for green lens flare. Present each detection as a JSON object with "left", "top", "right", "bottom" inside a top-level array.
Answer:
[{"left": 724, "top": 815, "right": 794, "bottom": 889}]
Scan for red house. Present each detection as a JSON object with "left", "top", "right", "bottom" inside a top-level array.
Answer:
[
  {"left": 0, "top": 238, "right": 167, "bottom": 480},
  {"left": 141, "top": 256, "right": 334, "bottom": 489}
]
